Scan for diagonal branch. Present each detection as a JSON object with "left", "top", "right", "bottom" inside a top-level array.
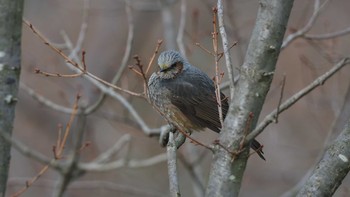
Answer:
[
  {"left": 246, "top": 58, "right": 350, "bottom": 143},
  {"left": 296, "top": 118, "right": 350, "bottom": 196}
]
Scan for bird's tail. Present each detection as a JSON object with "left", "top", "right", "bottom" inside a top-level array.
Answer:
[{"left": 251, "top": 139, "right": 265, "bottom": 160}]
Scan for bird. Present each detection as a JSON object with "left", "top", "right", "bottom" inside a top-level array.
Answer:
[{"left": 148, "top": 50, "right": 265, "bottom": 160}]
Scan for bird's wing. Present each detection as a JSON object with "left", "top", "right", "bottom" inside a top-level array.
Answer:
[{"left": 164, "top": 71, "right": 228, "bottom": 132}]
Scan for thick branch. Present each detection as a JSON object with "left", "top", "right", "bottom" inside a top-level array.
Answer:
[
  {"left": 206, "top": 1, "right": 294, "bottom": 196},
  {"left": 296, "top": 119, "right": 350, "bottom": 196}
]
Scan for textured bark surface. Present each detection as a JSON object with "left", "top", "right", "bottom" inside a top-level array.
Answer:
[
  {"left": 0, "top": 0, "right": 24, "bottom": 196},
  {"left": 205, "top": 1, "right": 294, "bottom": 196},
  {"left": 296, "top": 120, "right": 350, "bottom": 197}
]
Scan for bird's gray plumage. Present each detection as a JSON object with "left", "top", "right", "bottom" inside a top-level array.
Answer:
[{"left": 148, "top": 50, "right": 265, "bottom": 160}]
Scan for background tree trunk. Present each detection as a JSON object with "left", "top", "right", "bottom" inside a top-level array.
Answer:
[{"left": 0, "top": 0, "right": 24, "bottom": 196}]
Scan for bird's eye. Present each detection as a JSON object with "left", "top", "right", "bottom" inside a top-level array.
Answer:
[{"left": 170, "top": 63, "right": 177, "bottom": 68}]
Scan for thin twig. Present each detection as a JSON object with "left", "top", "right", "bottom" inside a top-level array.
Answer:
[
  {"left": 112, "top": 0, "right": 135, "bottom": 84},
  {"left": 132, "top": 55, "right": 148, "bottom": 95},
  {"left": 195, "top": 43, "right": 215, "bottom": 56},
  {"left": 93, "top": 134, "right": 131, "bottom": 164},
  {"left": 246, "top": 58, "right": 350, "bottom": 143},
  {"left": 81, "top": 50, "right": 87, "bottom": 71},
  {"left": 128, "top": 66, "right": 143, "bottom": 76},
  {"left": 176, "top": 0, "right": 186, "bottom": 56},
  {"left": 56, "top": 94, "right": 81, "bottom": 156},
  {"left": 10, "top": 165, "right": 50, "bottom": 197},
  {"left": 274, "top": 74, "right": 286, "bottom": 123},
  {"left": 212, "top": 7, "right": 224, "bottom": 127},
  {"left": 145, "top": 39, "right": 163, "bottom": 75},
  {"left": 34, "top": 68, "right": 83, "bottom": 78},
  {"left": 23, "top": 19, "right": 82, "bottom": 70},
  {"left": 24, "top": 19, "right": 144, "bottom": 98},
  {"left": 20, "top": 83, "right": 74, "bottom": 114},
  {"left": 176, "top": 128, "right": 213, "bottom": 151},
  {"left": 71, "top": 0, "right": 90, "bottom": 55},
  {"left": 53, "top": 99, "right": 87, "bottom": 197}
]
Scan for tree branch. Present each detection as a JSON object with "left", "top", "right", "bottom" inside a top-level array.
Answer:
[
  {"left": 167, "top": 132, "right": 181, "bottom": 197},
  {"left": 217, "top": 0, "right": 235, "bottom": 99},
  {"left": 304, "top": 26, "right": 350, "bottom": 40},
  {"left": 176, "top": 0, "right": 186, "bottom": 56},
  {"left": 206, "top": 1, "right": 294, "bottom": 196},
  {"left": 246, "top": 58, "right": 350, "bottom": 143},
  {"left": 296, "top": 119, "right": 350, "bottom": 196},
  {"left": 281, "top": 0, "right": 330, "bottom": 49}
]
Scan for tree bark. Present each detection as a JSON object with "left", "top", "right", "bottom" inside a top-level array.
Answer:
[
  {"left": 296, "top": 119, "right": 350, "bottom": 197},
  {"left": 0, "top": 0, "right": 24, "bottom": 196},
  {"left": 206, "top": 1, "right": 294, "bottom": 196}
]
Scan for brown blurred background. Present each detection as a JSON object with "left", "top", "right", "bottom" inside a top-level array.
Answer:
[{"left": 6, "top": 0, "right": 350, "bottom": 196}]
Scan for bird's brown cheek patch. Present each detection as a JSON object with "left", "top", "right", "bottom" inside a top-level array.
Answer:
[{"left": 176, "top": 62, "right": 184, "bottom": 72}]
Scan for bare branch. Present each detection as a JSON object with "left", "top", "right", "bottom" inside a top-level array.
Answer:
[
  {"left": 71, "top": 0, "right": 90, "bottom": 55},
  {"left": 296, "top": 119, "right": 350, "bottom": 196},
  {"left": 217, "top": 0, "right": 235, "bottom": 99},
  {"left": 281, "top": 0, "right": 331, "bottom": 49},
  {"left": 24, "top": 19, "right": 144, "bottom": 98},
  {"left": 195, "top": 42, "right": 215, "bottom": 56},
  {"left": 176, "top": 0, "right": 186, "bottom": 56},
  {"left": 0, "top": 130, "right": 61, "bottom": 170},
  {"left": 53, "top": 99, "right": 87, "bottom": 197},
  {"left": 10, "top": 165, "right": 50, "bottom": 197},
  {"left": 93, "top": 134, "right": 131, "bottom": 164},
  {"left": 35, "top": 24, "right": 162, "bottom": 136},
  {"left": 161, "top": 0, "right": 176, "bottom": 49},
  {"left": 275, "top": 74, "right": 286, "bottom": 123},
  {"left": 246, "top": 58, "right": 350, "bottom": 143},
  {"left": 9, "top": 178, "right": 165, "bottom": 197},
  {"left": 304, "top": 26, "right": 350, "bottom": 40},
  {"left": 78, "top": 152, "right": 167, "bottom": 171},
  {"left": 167, "top": 132, "right": 181, "bottom": 197},
  {"left": 145, "top": 39, "right": 163, "bottom": 75},
  {"left": 112, "top": 0, "right": 134, "bottom": 84},
  {"left": 20, "top": 83, "right": 73, "bottom": 114}
]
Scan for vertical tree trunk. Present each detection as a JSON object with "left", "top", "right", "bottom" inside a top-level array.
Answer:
[
  {"left": 0, "top": 0, "right": 24, "bottom": 196},
  {"left": 206, "top": 0, "right": 294, "bottom": 196}
]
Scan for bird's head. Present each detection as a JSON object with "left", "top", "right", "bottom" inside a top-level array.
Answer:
[{"left": 157, "top": 50, "right": 186, "bottom": 79}]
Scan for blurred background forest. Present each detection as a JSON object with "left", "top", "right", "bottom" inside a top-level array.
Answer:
[{"left": 6, "top": 0, "right": 350, "bottom": 196}]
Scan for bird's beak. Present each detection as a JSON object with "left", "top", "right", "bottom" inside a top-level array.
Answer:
[{"left": 159, "top": 64, "right": 168, "bottom": 72}]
